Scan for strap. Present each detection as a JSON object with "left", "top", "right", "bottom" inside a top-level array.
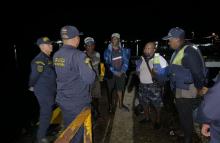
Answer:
[{"left": 141, "top": 56, "right": 153, "bottom": 78}]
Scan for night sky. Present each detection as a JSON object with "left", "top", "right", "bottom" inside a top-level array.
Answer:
[{"left": 4, "top": 1, "right": 220, "bottom": 142}]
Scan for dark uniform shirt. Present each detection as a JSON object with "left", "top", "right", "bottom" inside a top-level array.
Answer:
[
  {"left": 197, "top": 75, "right": 220, "bottom": 143},
  {"left": 53, "top": 45, "right": 95, "bottom": 108},
  {"left": 29, "top": 52, "right": 56, "bottom": 97},
  {"left": 172, "top": 44, "right": 206, "bottom": 89}
]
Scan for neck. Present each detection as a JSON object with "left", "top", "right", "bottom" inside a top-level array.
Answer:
[
  {"left": 112, "top": 44, "right": 119, "bottom": 49},
  {"left": 63, "top": 40, "right": 77, "bottom": 48},
  {"left": 86, "top": 51, "right": 94, "bottom": 57},
  {"left": 42, "top": 51, "right": 50, "bottom": 57}
]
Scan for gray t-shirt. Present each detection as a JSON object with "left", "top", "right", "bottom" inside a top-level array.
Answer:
[{"left": 90, "top": 51, "right": 100, "bottom": 76}]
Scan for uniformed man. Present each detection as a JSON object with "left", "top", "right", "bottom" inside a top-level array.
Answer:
[
  {"left": 29, "top": 37, "right": 56, "bottom": 143},
  {"left": 162, "top": 27, "right": 206, "bottom": 143},
  {"left": 84, "top": 37, "right": 102, "bottom": 119},
  {"left": 53, "top": 26, "right": 95, "bottom": 143},
  {"left": 197, "top": 72, "right": 220, "bottom": 143}
]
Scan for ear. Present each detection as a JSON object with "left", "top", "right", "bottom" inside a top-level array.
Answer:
[{"left": 39, "top": 45, "right": 44, "bottom": 50}]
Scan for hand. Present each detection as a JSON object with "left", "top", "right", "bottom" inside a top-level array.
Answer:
[
  {"left": 151, "top": 69, "right": 157, "bottom": 77},
  {"left": 115, "top": 72, "right": 122, "bottom": 77},
  {"left": 197, "top": 88, "right": 203, "bottom": 96},
  {"left": 201, "top": 124, "right": 210, "bottom": 137},
  {"left": 197, "top": 87, "right": 209, "bottom": 96},
  {"left": 29, "top": 87, "right": 34, "bottom": 92},
  {"left": 99, "top": 76, "right": 104, "bottom": 82},
  {"left": 202, "top": 87, "right": 209, "bottom": 95}
]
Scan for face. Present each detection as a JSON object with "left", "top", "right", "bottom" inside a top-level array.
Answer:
[
  {"left": 111, "top": 37, "right": 120, "bottom": 48},
  {"left": 143, "top": 43, "right": 156, "bottom": 57},
  {"left": 85, "top": 44, "right": 95, "bottom": 53},
  {"left": 168, "top": 38, "right": 182, "bottom": 50},
  {"left": 40, "top": 44, "right": 53, "bottom": 56}
]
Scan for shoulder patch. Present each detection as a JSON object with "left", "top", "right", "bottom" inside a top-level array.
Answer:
[
  {"left": 35, "top": 61, "right": 45, "bottom": 65},
  {"left": 84, "top": 57, "right": 92, "bottom": 69},
  {"left": 37, "top": 65, "right": 44, "bottom": 72}
]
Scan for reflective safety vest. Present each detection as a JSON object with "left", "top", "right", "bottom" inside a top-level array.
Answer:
[{"left": 169, "top": 45, "right": 194, "bottom": 90}]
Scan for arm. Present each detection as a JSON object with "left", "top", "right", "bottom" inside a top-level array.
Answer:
[
  {"left": 92, "top": 52, "right": 100, "bottom": 67},
  {"left": 29, "top": 60, "right": 45, "bottom": 87},
  {"left": 202, "top": 79, "right": 220, "bottom": 120},
  {"left": 121, "top": 48, "right": 130, "bottom": 73},
  {"left": 135, "top": 58, "right": 142, "bottom": 76},
  {"left": 77, "top": 52, "right": 96, "bottom": 84},
  {"left": 104, "top": 48, "right": 120, "bottom": 75},
  {"left": 183, "top": 47, "right": 206, "bottom": 89},
  {"left": 197, "top": 79, "right": 220, "bottom": 124}
]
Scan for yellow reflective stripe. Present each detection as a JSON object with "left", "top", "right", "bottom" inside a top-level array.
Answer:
[
  {"left": 35, "top": 61, "right": 45, "bottom": 65},
  {"left": 50, "top": 107, "right": 62, "bottom": 124},
  {"left": 172, "top": 47, "right": 186, "bottom": 65},
  {"left": 84, "top": 111, "right": 92, "bottom": 143},
  {"left": 54, "top": 107, "right": 92, "bottom": 143}
]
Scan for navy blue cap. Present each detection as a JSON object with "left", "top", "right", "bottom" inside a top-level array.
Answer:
[
  {"left": 84, "top": 37, "right": 95, "bottom": 45},
  {"left": 60, "top": 25, "right": 83, "bottom": 39},
  {"left": 36, "top": 37, "right": 52, "bottom": 46},
  {"left": 162, "top": 27, "right": 185, "bottom": 40}
]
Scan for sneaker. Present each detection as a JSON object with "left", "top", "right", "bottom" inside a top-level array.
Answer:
[{"left": 169, "top": 130, "right": 175, "bottom": 136}]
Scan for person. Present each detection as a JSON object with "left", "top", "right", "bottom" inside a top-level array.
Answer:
[
  {"left": 136, "top": 42, "right": 168, "bottom": 129},
  {"left": 162, "top": 27, "right": 207, "bottom": 143},
  {"left": 104, "top": 33, "right": 130, "bottom": 112},
  {"left": 53, "top": 26, "right": 96, "bottom": 143},
  {"left": 29, "top": 37, "right": 56, "bottom": 143},
  {"left": 84, "top": 37, "right": 102, "bottom": 119},
  {"left": 197, "top": 72, "right": 220, "bottom": 143}
]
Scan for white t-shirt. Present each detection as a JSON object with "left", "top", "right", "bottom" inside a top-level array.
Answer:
[{"left": 139, "top": 54, "right": 168, "bottom": 84}]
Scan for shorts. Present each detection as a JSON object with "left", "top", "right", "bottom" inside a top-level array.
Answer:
[
  {"left": 139, "top": 83, "right": 163, "bottom": 108},
  {"left": 107, "top": 74, "right": 126, "bottom": 92}
]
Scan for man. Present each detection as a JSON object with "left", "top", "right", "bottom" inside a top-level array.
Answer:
[
  {"left": 53, "top": 26, "right": 96, "bottom": 143},
  {"left": 162, "top": 27, "right": 206, "bottom": 143},
  {"left": 136, "top": 42, "right": 168, "bottom": 129},
  {"left": 84, "top": 37, "right": 102, "bottom": 119},
  {"left": 29, "top": 37, "right": 56, "bottom": 143},
  {"left": 197, "top": 72, "right": 220, "bottom": 143},
  {"left": 104, "top": 33, "right": 130, "bottom": 112}
]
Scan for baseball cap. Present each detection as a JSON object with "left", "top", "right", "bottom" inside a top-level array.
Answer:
[
  {"left": 60, "top": 25, "right": 83, "bottom": 39},
  {"left": 111, "top": 33, "right": 120, "bottom": 39},
  {"left": 36, "top": 37, "right": 52, "bottom": 46},
  {"left": 162, "top": 27, "right": 185, "bottom": 40},
  {"left": 84, "top": 37, "right": 95, "bottom": 45}
]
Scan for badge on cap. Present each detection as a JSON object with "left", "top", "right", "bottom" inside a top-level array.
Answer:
[
  {"left": 84, "top": 57, "right": 92, "bottom": 69},
  {"left": 43, "top": 37, "right": 50, "bottom": 42}
]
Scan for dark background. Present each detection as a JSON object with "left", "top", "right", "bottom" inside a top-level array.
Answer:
[{"left": 3, "top": 1, "right": 220, "bottom": 142}]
